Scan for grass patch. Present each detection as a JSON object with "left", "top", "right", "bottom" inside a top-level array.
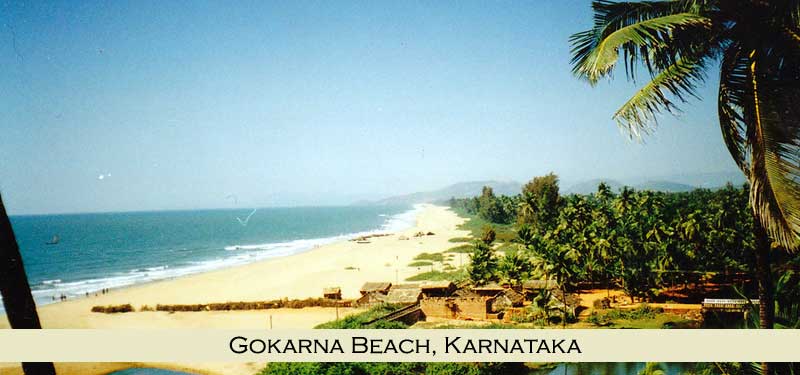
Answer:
[
  {"left": 495, "top": 242, "right": 519, "bottom": 253},
  {"left": 584, "top": 305, "right": 696, "bottom": 329},
  {"left": 448, "top": 237, "right": 473, "bottom": 243},
  {"left": 451, "top": 208, "right": 516, "bottom": 243},
  {"left": 408, "top": 261, "right": 433, "bottom": 267},
  {"left": 406, "top": 269, "right": 467, "bottom": 282},
  {"left": 413, "top": 252, "right": 444, "bottom": 262},
  {"left": 445, "top": 244, "right": 474, "bottom": 253},
  {"left": 315, "top": 304, "right": 406, "bottom": 329}
]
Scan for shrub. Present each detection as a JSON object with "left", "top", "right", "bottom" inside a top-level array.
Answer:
[
  {"left": 91, "top": 304, "right": 134, "bottom": 313},
  {"left": 315, "top": 304, "right": 406, "bottom": 329}
]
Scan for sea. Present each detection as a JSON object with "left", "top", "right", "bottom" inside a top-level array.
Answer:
[{"left": 4, "top": 204, "right": 418, "bottom": 311}]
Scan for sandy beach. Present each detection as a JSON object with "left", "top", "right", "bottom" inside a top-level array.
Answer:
[{"left": 0, "top": 204, "right": 468, "bottom": 375}]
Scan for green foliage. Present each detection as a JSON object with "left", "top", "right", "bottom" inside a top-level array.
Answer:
[
  {"left": 261, "top": 362, "right": 531, "bottom": 375},
  {"left": 452, "top": 174, "right": 757, "bottom": 303},
  {"left": 445, "top": 244, "right": 474, "bottom": 253},
  {"left": 448, "top": 237, "right": 473, "bottom": 243},
  {"left": 314, "top": 304, "right": 406, "bottom": 329},
  {"left": 468, "top": 240, "right": 498, "bottom": 286},
  {"left": 408, "top": 261, "right": 433, "bottom": 267},
  {"left": 498, "top": 249, "right": 532, "bottom": 287},
  {"left": 406, "top": 269, "right": 467, "bottom": 282},
  {"left": 638, "top": 362, "right": 667, "bottom": 375},
  {"left": 517, "top": 173, "right": 561, "bottom": 231},
  {"left": 586, "top": 305, "right": 671, "bottom": 328},
  {"left": 413, "top": 252, "right": 444, "bottom": 262},
  {"left": 569, "top": 0, "right": 800, "bottom": 250},
  {"left": 480, "top": 226, "right": 496, "bottom": 245}
]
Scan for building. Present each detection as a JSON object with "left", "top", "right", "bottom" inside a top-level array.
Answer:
[
  {"left": 420, "top": 296, "right": 493, "bottom": 320},
  {"left": 323, "top": 287, "right": 342, "bottom": 300},
  {"left": 382, "top": 284, "right": 423, "bottom": 305},
  {"left": 359, "top": 282, "right": 392, "bottom": 295},
  {"left": 420, "top": 281, "right": 456, "bottom": 297}
]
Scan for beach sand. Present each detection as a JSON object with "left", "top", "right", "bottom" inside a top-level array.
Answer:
[{"left": 0, "top": 204, "right": 469, "bottom": 375}]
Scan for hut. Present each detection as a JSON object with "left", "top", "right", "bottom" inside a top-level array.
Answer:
[
  {"left": 472, "top": 283, "right": 505, "bottom": 297},
  {"left": 420, "top": 296, "right": 493, "bottom": 320},
  {"left": 490, "top": 289, "right": 525, "bottom": 313},
  {"left": 383, "top": 284, "right": 423, "bottom": 305},
  {"left": 323, "top": 287, "right": 342, "bottom": 300},
  {"left": 359, "top": 282, "right": 392, "bottom": 296},
  {"left": 421, "top": 281, "right": 456, "bottom": 297},
  {"left": 355, "top": 282, "right": 393, "bottom": 307}
]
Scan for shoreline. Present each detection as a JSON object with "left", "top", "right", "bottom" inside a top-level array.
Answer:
[
  {"left": 0, "top": 204, "right": 469, "bottom": 375},
  {"left": 25, "top": 204, "right": 425, "bottom": 310}
]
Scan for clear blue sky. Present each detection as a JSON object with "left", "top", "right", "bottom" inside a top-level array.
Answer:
[{"left": 1, "top": 1, "right": 740, "bottom": 214}]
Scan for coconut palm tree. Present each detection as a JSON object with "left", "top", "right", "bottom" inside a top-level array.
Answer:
[
  {"left": 570, "top": 1, "right": 800, "bottom": 345},
  {"left": 0, "top": 193, "right": 56, "bottom": 375}
]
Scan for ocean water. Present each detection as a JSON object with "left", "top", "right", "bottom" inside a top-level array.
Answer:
[{"left": 5, "top": 204, "right": 417, "bottom": 310}]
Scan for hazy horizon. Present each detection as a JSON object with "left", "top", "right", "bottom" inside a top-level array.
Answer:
[{"left": 2, "top": 1, "right": 741, "bottom": 215}]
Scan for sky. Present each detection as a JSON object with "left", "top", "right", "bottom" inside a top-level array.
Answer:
[{"left": 1, "top": 1, "right": 742, "bottom": 215}]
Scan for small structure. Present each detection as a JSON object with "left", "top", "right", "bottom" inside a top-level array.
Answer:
[
  {"left": 421, "top": 281, "right": 456, "bottom": 297},
  {"left": 491, "top": 288, "right": 525, "bottom": 312},
  {"left": 383, "top": 284, "right": 423, "bottom": 305},
  {"left": 420, "top": 296, "right": 493, "bottom": 320},
  {"left": 323, "top": 287, "right": 342, "bottom": 300},
  {"left": 701, "top": 298, "right": 758, "bottom": 312},
  {"left": 355, "top": 282, "right": 393, "bottom": 307},
  {"left": 360, "top": 282, "right": 392, "bottom": 296},
  {"left": 472, "top": 283, "right": 505, "bottom": 297}
]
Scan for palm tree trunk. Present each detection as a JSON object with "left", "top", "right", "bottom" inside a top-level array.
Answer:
[
  {"left": 0, "top": 194, "right": 56, "bottom": 375},
  {"left": 753, "top": 219, "right": 774, "bottom": 329},
  {"left": 753, "top": 217, "right": 774, "bottom": 375}
]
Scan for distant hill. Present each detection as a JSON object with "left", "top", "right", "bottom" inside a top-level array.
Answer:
[
  {"left": 365, "top": 180, "right": 522, "bottom": 206},
  {"left": 653, "top": 171, "right": 746, "bottom": 189},
  {"left": 634, "top": 180, "right": 696, "bottom": 192},
  {"left": 366, "top": 172, "right": 747, "bottom": 206}
]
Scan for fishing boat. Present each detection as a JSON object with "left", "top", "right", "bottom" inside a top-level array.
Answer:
[{"left": 45, "top": 235, "right": 60, "bottom": 245}]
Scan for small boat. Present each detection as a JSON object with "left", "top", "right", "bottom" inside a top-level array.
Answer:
[{"left": 45, "top": 235, "right": 60, "bottom": 245}]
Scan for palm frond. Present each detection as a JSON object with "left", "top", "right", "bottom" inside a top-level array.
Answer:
[
  {"left": 572, "top": 12, "right": 710, "bottom": 84},
  {"left": 570, "top": 0, "right": 704, "bottom": 81},
  {"left": 747, "top": 50, "right": 800, "bottom": 250},
  {"left": 613, "top": 56, "right": 706, "bottom": 138},
  {"left": 718, "top": 45, "right": 752, "bottom": 176}
]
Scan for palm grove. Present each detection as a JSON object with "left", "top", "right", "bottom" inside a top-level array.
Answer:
[{"left": 451, "top": 177, "right": 766, "bottom": 303}]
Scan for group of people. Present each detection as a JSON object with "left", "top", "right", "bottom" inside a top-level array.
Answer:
[{"left": 53, "top": 287, "right": 111, "bottom": 302}]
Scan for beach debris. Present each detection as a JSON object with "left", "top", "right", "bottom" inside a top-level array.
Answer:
[
  {"left": 236, "top": 208, "right": 257, "bottom": 226},
  {"left": 412, "top": 231, "right": 435, "bottom": 237},
  {"left": 350, "top": 233, "right": 391, "bottom": 242}
]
